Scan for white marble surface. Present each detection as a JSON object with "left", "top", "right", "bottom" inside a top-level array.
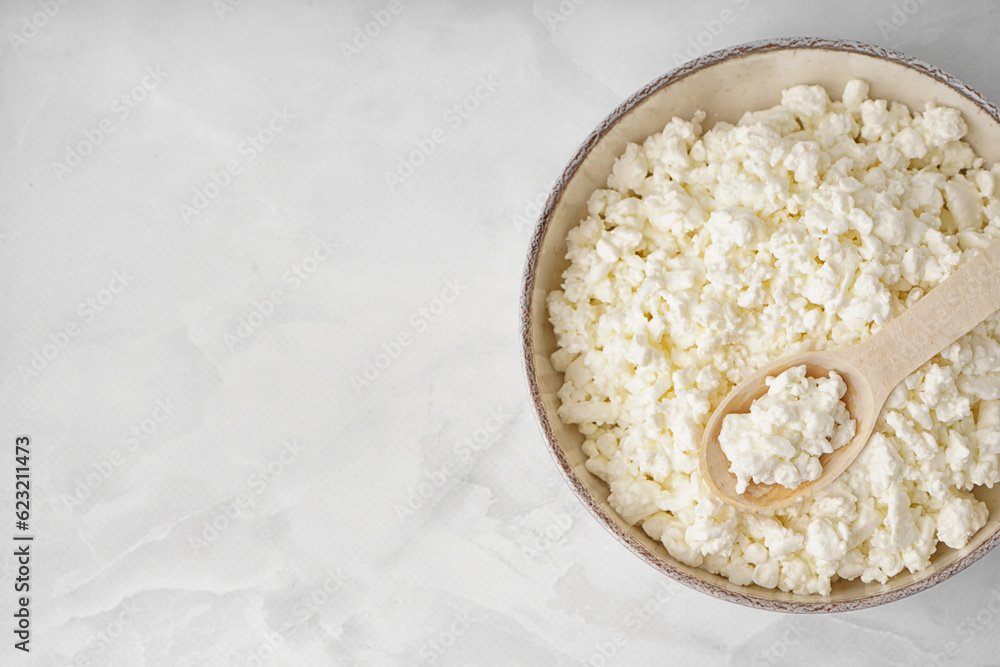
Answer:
[{"left": 4, "top": 0, "right": 1000, "bottom": 665}]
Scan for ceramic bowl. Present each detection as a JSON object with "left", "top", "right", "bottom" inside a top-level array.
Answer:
[{"left": 520, "top": 37, "right": 1000, "bottom": 612}]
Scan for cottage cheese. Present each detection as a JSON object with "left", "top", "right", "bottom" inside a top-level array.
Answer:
[
  {"left": 548, "top": 80, "right": 1000, "bottom": 594},
  {"left": 719, "top": 366, "right": 856, "bottom": 494}
]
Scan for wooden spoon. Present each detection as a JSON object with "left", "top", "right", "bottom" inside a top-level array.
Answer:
[{"left": 700, "top": 239, "right": 1000, "bottom": 512}]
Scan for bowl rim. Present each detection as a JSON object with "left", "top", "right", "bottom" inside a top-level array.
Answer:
[{"left": 520, "top": 36, "right": 1000, "bottom": 613}]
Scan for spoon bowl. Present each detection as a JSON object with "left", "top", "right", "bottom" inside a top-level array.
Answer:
[
  {"left": 700, "top": 238, "right": 1000, "bottom": 512},
  {"left": 700, "top": 350, "right": 880, "bottom": 512}
]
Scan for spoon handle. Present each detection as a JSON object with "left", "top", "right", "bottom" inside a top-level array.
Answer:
[{"left": 845, "top": 239, "right": 1000, "bottom": 399}]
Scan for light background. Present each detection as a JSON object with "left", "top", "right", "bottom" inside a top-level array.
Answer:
[{"left": 3, "top": 0, "right": 1000, "bottom": 665}]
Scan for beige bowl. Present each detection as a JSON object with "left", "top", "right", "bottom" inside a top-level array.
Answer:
[{"left": 521, "top": 37, "right": 1000, "bottom": 612}]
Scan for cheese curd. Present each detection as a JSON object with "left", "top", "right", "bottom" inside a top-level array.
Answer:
[
  {"left": 548, "top": 80, "right": 1000, "bottom": 594},
  {"left": 719, "top": 366, "right": 856, "bottom": 494}
]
